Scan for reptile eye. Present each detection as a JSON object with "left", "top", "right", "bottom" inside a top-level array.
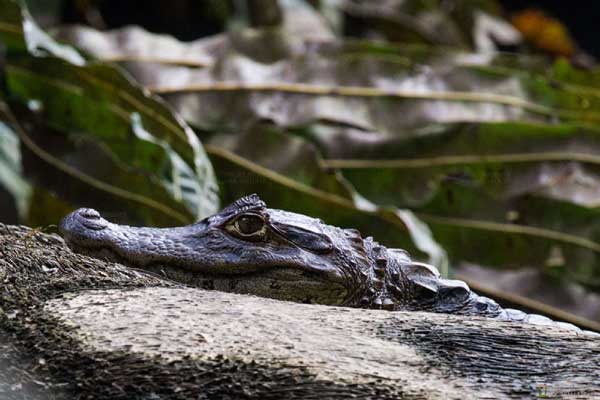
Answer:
[{"left": 234, "top": 215, "right": 265, "bottom": 236}]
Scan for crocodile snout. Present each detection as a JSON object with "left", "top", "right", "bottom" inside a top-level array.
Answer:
[{"left": 60, "top": 208, "right": 109, "bottom": 242}]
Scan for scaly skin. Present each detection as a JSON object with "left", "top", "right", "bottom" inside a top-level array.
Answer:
[{"left": 60, "top": 194, "right": 582, "bottom": 331}]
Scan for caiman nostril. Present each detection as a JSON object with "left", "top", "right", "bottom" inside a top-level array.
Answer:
[
  {"left": 78, "top": 208, "right": 101, "bottom": 220},
  {"left": 70, "top": 208, "right": 107, "bottom": 231}
]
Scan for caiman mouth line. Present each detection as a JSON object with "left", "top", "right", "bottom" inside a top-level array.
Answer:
[
  {"left": 147, "top": 264, "right": 333, "bottom": 281},
  {"left": 69, "top": 241, "right": 335, "bottom": 282}
]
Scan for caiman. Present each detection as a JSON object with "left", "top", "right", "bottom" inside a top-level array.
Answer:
[{"left": 59, "top": 194, "right": 583, "bottom": 332}]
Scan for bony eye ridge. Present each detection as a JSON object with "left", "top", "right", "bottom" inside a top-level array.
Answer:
[{"left": 234, "top": 215, "right": 265, "bottom": 235}]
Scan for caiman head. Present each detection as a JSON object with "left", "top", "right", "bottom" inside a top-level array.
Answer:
[{"left": 59, "top": 194, "right": 381, "bottom": 306}]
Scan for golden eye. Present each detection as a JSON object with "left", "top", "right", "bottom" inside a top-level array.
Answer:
[{"left": 234, "top": 215, "right": 265, "bottom": 236}]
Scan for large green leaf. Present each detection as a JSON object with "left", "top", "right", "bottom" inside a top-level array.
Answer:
[
  {"left": 0, "top": 101, "right": 79, "bottom": 227},
  {"left": 0, "top": 113, "right": 31, "bottom": 218},
  {"left": 0, "top": 0, "right": 219, "bottom": 225}
]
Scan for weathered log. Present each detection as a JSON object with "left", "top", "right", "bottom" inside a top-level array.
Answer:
[{"left": 0, "top": 223, "right": 599, "bottom": 400}]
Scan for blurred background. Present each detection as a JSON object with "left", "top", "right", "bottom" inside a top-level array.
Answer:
[{"left": 1, "top": 0, "right": 600, "bottom": 330}]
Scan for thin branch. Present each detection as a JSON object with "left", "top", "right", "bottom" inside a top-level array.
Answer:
[
  {"left": 204, "top": 144, "right": 354, "bottom": 209},
  {"left": 0, "top": 21, "right": 21, "bottom": 35},
  {"left": 99, "top": 55, "right": 210, "bottom": 68},
  {"left": 417, "top": 213, "right": 600, "bottom": 254},
  {"left": 147, "top": 81, "right": 600, "bottom": 121},
  {"left": 322, "top": 152, "right": 600, "bottom": 169}
]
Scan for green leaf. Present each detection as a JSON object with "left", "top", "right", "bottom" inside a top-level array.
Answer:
[
  {"left": 0, "top": 0, "right": 26, "bottom": 51},
  {"left": 0, "top": 115, "right": 31, "bottom": 218},
  {"left": 0, "top": 0, "right": 219, "bottom": 224},
  {"left": 0, "top": 102, "right": 74, "bottom": 227}
]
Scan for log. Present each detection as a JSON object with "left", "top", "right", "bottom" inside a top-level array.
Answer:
[{"left": 0, "top": 223, "right": 598, "bottom": 400}]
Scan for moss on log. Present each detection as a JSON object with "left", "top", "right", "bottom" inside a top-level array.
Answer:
[{"left": 0, "top": 223, "right": 599, "bottom": 399}]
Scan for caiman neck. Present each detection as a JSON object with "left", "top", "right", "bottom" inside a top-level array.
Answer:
[
  {"left": 349, "top": 238, "right": 411, "bottom": 311},
  {"left": 354, "top": 238, "right": 476, "bottom": 313}
]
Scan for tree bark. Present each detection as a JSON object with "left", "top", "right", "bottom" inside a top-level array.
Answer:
[{"left": 1, "top": 223, "right": 599, "bottom": 399}]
